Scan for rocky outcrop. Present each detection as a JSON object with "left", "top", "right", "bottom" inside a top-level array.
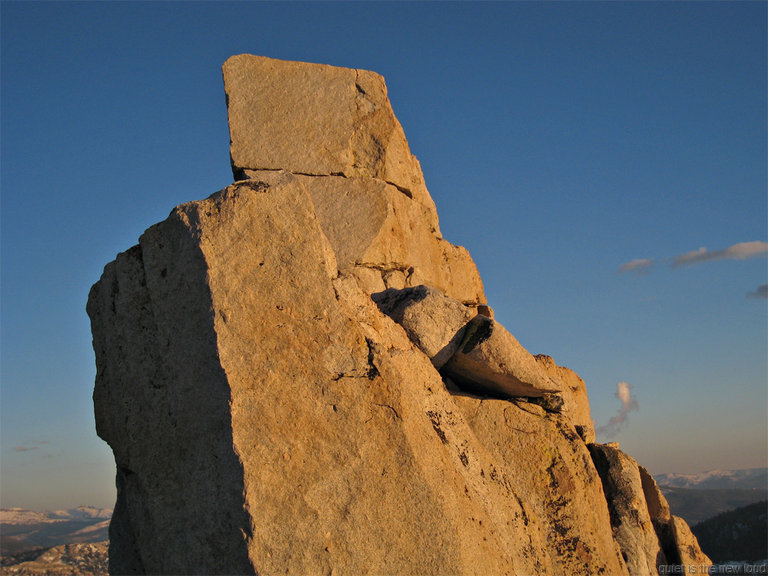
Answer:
[
  {"left": 669, "top": 516, "right": 713, "bottom": 569},
  {"left": 589, "top": 443, "right": 712, "bottom": 575},
  {"left": 589, "top": 443, "right": 668, "bottom": 575},
  {"left": 89, "top": 54, "right": 708, "bottom": 575},
  {"left": 638, "top": 466, "right": 713, "bottom": 569}
]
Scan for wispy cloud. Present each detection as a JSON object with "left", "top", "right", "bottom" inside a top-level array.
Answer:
[
  {"left": 619, "top": 242, "right": 767, "bottom": 300},
  {"left": 747, "top": 283, "right": 768, "bottom": 300},
  {"left": 671, "top": 241, "right": 768, "bottom": 268},
  {"left": 13, "top": 440, "right": 50, "bottom": 453},
  {"left": 596, "top": 382, "right": 638, "bottom": 438},
  {"left": 618, "top": 258, "right": 654, "bottom": 275}
]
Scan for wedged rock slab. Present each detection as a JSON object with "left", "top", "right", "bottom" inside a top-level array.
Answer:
[
  {"left": 372, "top": 285, "right": 475, "bottom": 369},
  {"left": 443, "top": 314, "right": 561, "bottom": 399},
  {"left": 373, "top": 285, "right": 560, "bottom": 399}
]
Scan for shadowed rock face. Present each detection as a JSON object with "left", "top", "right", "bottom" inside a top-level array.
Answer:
[
  {"left": 589, "top": 443, "right": 667, "bottom": 575},
  {"left": 88, "top": 201, "right": 255, "bottom": 575},
  {"left": 589, "top": 443, "right": 712, "bottom": 575},
  {"left": 89, "top": 54, "right": 709, "bottom": 575}
]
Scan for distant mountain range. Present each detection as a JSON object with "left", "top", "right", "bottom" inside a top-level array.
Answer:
[
  {"left": 1, "top": 470, "right": 765, "bottom": 569},
  {"left": 660, "top": 485, "right": 768, "bottom": 526},
  {"left": 656, "top": 467, "right": 768, "bottom": 491},
  {"left": 0, "top": 506, "right": 111, "bottom": 559},
  {"left": 653, "top": 468, "right": 767, "bottom": 565},
  {"left": 654, "top": 467, "right": 768, "bottom": 526}
]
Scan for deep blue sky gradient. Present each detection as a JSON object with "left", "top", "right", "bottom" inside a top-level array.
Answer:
[{"left": 2, "top": 1, "right": 766, "bottom": 510}]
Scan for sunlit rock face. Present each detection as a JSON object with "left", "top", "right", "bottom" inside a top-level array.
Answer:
[{"left": 89, "top": 54, "right": 709, "bottom": 575}]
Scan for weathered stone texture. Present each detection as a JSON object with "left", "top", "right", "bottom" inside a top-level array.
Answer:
[
  {"left": 293, "top": 171, "right": 483, "bottom": 305},
  {"left": 453, "top": 396, "right": 628, "bottom": 575},
  {"left": 193, "top": 180, "right": 464, "bottom": 575},
  {"left": 224, "top": 54, "right": 435, "bottom": 215}
]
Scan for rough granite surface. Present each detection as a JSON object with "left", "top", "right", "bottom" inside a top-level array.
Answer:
[{"left": 89, "top": 54, "right": 710, "bottom": 575}]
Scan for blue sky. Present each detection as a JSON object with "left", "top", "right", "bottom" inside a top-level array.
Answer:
[{"left": 1, "top": 2, "right": 765, "bottom": 510}]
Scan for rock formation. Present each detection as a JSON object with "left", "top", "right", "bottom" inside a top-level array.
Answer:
[{"left": 88, "top": 54, "right": 710, "bottom": 575}]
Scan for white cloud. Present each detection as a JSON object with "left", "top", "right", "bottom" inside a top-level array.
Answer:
[
  {"left": 616, "top": 381, "right": 633, "bottom": 406},
  {"left": 618, "top": 258, "right": 654, "bottom": 274},
  {"left": 747, "top": 283, "right": 768, "bottom": 300},
  {"left": 596, "top": 382, "right": 638, "bottom": 438},
  {"left": 671, "top": 241, "right": 768, "bottom": 268},
  {"left": 12, "top": 440, "right": 50, "bottom": 453}
]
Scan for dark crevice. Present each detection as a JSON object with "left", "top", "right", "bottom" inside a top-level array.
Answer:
[
  {"left": 425, "top": 410, "right": 448, "bottom": 444},
  {"left": 459, "top": 315, "right": 494, "bottom": 354},
  {"left": 374, "top": 403, "right": 401, "bottom": 420},
  {"left": 441, "top": 376, "right": 515, "bottom": 402},
  {"left": 236, "top": 167, "right": 415, "bottom": 200},
  {"left": 231, "top": 164, "right": 247, "bottom": 182},
  {"left": 237, "top": 180, "right": 270, "bottom": 193},
  {"left": 365, "top": 337, "right": 379, "bottom": 380},
  {"left": 360, "top": 263, "right": 412, "bottom": 274},
  {"left": 384, "top": 179, "right": 414, "bottom": 199}
]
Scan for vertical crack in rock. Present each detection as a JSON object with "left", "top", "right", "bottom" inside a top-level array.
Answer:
[{"left": 90, "top": 212, "right": 254, "bottom": 574}]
